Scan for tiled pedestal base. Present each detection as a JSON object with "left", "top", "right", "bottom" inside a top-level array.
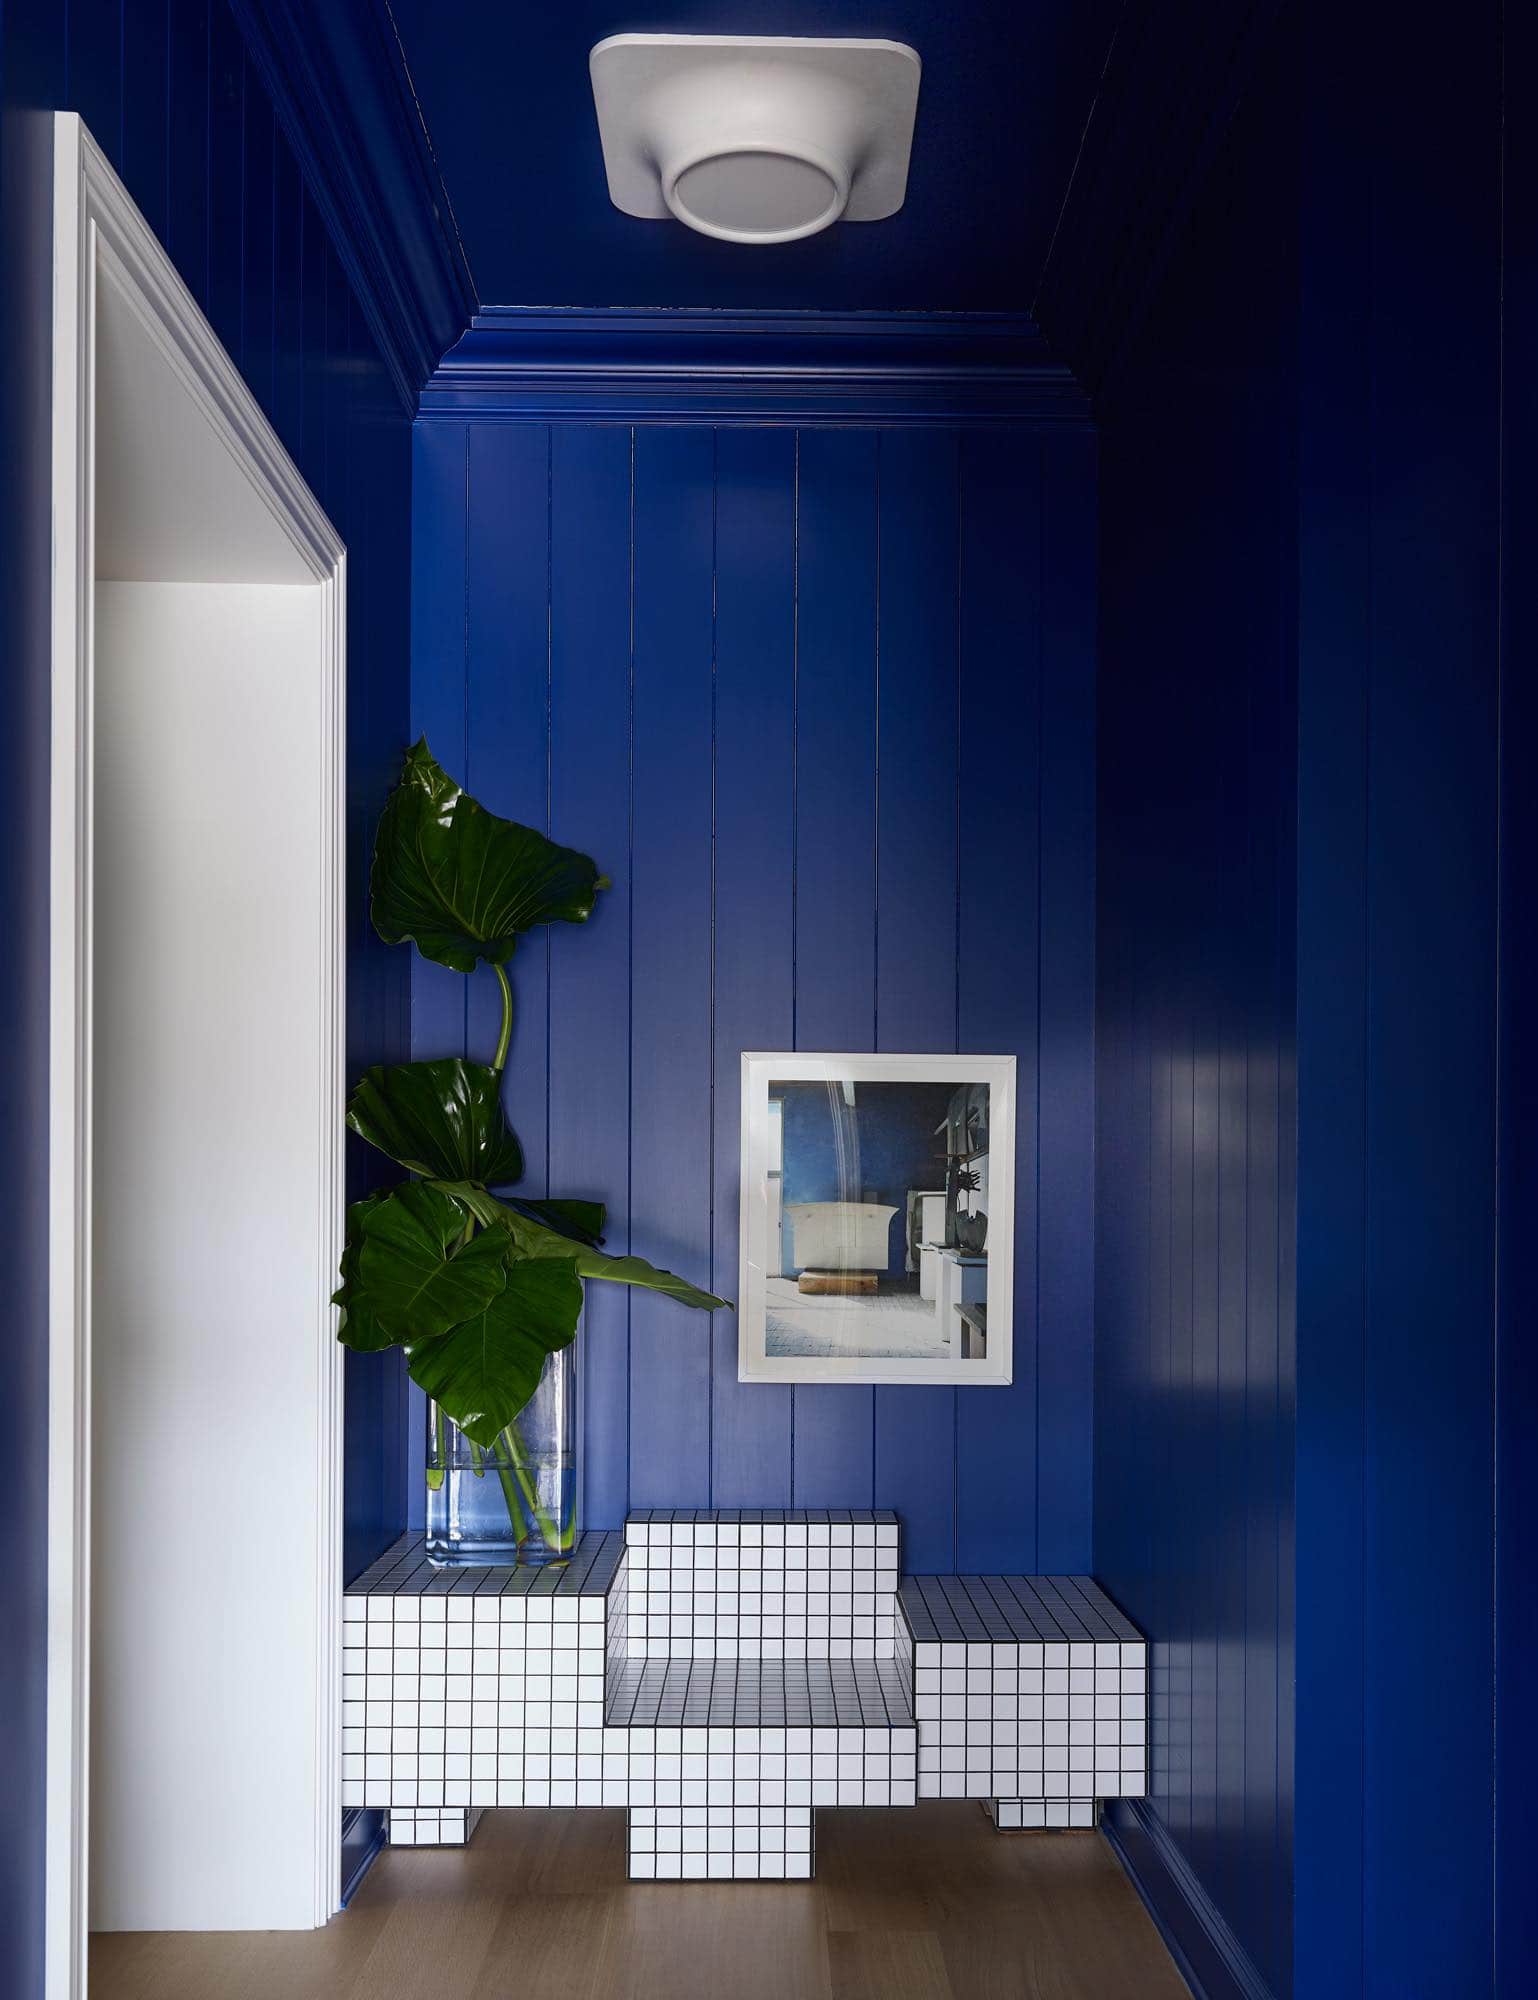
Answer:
[
  {"left": 628, "top": 1805, "right": 814, "bottom": 1880},
  {"left": 987, "top": 1798, "right": 1096, "bottom": 1830},
  {"left": 386, "top": 1807, "right": 484, "bottom": 1846}
]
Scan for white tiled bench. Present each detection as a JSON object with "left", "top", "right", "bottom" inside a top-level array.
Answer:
[{"left": 343, "top": 1509, "right": 1146, "bottom": 1880}]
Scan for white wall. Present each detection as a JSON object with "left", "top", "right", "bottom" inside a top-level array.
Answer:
[{"left": 89, "top": 581, "right": 327, "bottom": 1930}]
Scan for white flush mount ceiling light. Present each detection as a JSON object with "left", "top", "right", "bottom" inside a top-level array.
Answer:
[{"left": 590, "top": 34, "right": 921, "bottom": 245}]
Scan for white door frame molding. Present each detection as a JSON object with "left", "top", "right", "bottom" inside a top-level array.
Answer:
[{"left": 46, "top": 113, "right": 346, "bottom": 1996}]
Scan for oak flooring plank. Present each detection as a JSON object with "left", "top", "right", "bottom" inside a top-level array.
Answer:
[
  {"left": 88, "top": 1805, "right": 1190, "bottom": 2000},
  {"left": 89, "top": 1916, "right": 390, "bottom": 2000},
  {"left": 827, "top": 1929, "right": 956, "bottom": 2000},
  {"left": 595, "top": 1881, "right": 833, "bottom": 2000},
  {"left": 469, "top": 1890, "right": 617, "bottom": 1999}
]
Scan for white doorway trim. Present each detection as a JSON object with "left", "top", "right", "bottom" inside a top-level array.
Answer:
[{"left": 46, "top": 113, "right": 346, "bottom": 1995}]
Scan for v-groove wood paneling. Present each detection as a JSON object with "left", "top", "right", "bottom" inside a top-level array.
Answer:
[{"left": 409, "top": 419, "right": 1097, "bottom": 1570}]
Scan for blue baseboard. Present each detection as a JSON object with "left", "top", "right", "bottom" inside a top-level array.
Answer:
[
  {"left": 339, "top": 1808, "right": 387, "bottom": 1908},
  {"left": 1103, "top": 1799, "right": 1277, "bottom": 2000}
]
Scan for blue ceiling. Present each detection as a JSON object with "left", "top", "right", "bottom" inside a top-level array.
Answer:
[{"left": 387, "top": 1, "right": 1123, "bottom": 314}]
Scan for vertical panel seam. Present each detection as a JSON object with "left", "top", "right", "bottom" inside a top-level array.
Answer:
[
  {"left": 789, "top": 431, "right": 801, "bottom": 1503},
  {"left": 238, "top": 40, "right": 248, "bottom": 370},
  {"left": 626, "top": 426, "right": 636, "bottom": 1518},
  {"left": 461, "top": 426, "right": 471, "bottom": 1060},
  {"left": 708, "top": 428, "right": 719, "bottom": 1508},
  {"left": 1359, "top": 162, "right": 1377, "bottom": 1995},
  {"left": 1036, "top": 436, "right": 1047, "bottom": 1570},
  {"left": 872, "top": 434, "right": 882, "bottom": 1056},
  {"left": 953, "top": 436, "right": 965, "bottom": 1571},
  {"left": 543, "top": 426, "right": 553, "bottom": 1190},
  {"left": 162, "top": 0, "right": 172, "bottom": 249},
  {"left": 872, "top": 433, "right": 882, "bottom": 1497},
  {"left": 1491, "top": 16, "right": 1507, "bottom": 1980}
]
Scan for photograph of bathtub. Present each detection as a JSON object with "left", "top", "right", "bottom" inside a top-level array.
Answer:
[
  {"left": 782, "top": 1201, "right": 898, "bottom": 1280},
  {"left": 739, "top": 1052, "right": 1016, "bottom": 1386}
]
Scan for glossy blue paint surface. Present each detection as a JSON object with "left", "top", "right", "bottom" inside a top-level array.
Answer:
[
  {"left": 0, "top": 6, "right": 412, "bottom": 1981},
  {"left": 1094, "top": 17, "right": 1298, "bottom": 1997},
  {"left": 388, "top": 0, "right": 1121, "bottom": 314},
  {"left": 1497, "top": 14, "right": 1538, "bottom": 1992},
  {"left": 1096, "top": 7, "right": 1510, "bottom": 1995},
  {"left": 409, "top": 417, "right": 1097, "bottom": 1568},
  {"left": 1294, "top": 7, "right": 1501, "bottom": 1996}
]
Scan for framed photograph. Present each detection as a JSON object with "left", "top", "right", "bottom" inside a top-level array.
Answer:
[{"left": 737, "top": 1052, "right": 1016, "bottom": 1386}]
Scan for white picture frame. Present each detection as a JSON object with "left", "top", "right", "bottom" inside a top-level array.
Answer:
[{"left": 738, "top": 1052, "right": 1016, "bottom": 1386}]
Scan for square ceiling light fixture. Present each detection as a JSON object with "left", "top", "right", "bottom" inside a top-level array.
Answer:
[{"left": 590, "top": 34, "right": 921, "bottom": 245}]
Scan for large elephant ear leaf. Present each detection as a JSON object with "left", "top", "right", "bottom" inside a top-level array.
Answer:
[
  {"left": 348, "top": 1059, "right": 524, "bottom": 1186},
  {"left": 371, "top": 739, "right": 609, "bottom": 974},
  {"left": 502, "top": 1195, "right": 608, "bottom": 1247},
  {"left": 333, "top": 1190, "right": 397, "bottom": 1352},
  {"left": 356, "top": 1181, "right": 508, "bottom": 1341},
  {"left": 502, "top": 1209, "right": 730, "bottom": 1313},
  {"left": 406, "top": 1253, "right": 584, "bottom": 1448}
]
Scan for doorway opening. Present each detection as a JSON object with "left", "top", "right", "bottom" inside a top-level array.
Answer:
[{"left": 47, "top": 114, "right": 346, "bottom": 1993}]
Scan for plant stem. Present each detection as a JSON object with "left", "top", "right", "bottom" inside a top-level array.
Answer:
[
  {"left": 469, "top": 1439, "right": 485, "bottom": 1478},
  {"left": 426, "top": 1401, "right": 446, "bottom": 1492},
  {"left": 504, "top": 1425, "right": 569, "bottom": 1556},
  {"left": 495, "top": 1431, "right": 529, "bottom": 1543},
  {"left": 492, "top": 962, "right": 514, "bottom": 1074}
]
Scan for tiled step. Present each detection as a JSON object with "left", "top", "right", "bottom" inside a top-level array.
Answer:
[
  {"left": 341, "top": 1531, "right": 618, "bottom": 1814},
  {"left": 898, "top": 1573, "right": 1147, "bottom": 1802},
  {"left": 605, "top": 1657, "right": 913, "bottom": 1729}
]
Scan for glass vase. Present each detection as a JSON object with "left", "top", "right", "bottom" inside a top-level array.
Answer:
[{"left": 424, "top": 1346, "right": 577, "bottom": 1567}]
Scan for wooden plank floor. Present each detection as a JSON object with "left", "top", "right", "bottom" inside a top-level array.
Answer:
[{"left": 89, "top": 1804, "right": 1191, "bottom": 2000}]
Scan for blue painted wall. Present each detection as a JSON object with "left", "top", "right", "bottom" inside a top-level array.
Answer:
[
  {"left": 775, "top": 1080, "right": 953, "bottom": 1277},
  {"left": 1497, "top": 11, "right": 1538, "bottom": 1991},
  {"left": 0, "top": 5, "right": 412, "bottom": 1988},
  {"left": 410, "top": 419, "right": 1097, "bottom": 1576},
  {"left": 1092, "top": 16, "right": 1298, "bottom": 1993},
  {"left": 1094, "top": 5, "right": 1513, "bottom": 1996},
  {"left": 1293, "top": 6, "right": 1502, "bottom": 1996}
]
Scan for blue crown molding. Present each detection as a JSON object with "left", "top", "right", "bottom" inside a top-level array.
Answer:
[
  {"left": 418, "top": 307, "right": 1093, "bottom": 427},
  {"left": 1102, "top": 1800, "right": 1278, "bottom": 2000},
  {"left": 229, "top": 0, "right": 477, "bottom": 411},
  {"left": 1032, "top": 1, "right": 1284, "bottom": 402}
]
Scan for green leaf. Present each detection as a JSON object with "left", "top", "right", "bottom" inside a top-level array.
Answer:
[
  {"left": 333, "top": 1190, "right": 397, "bottom": 1352},
  {"left": 503, "top": 1196, "right": 608, "bottom": 1247},
  {"left": 502, "top": 1209, "right": 730, "bottom": 1313},
  {"left": 372, "top": 740, "right": 609, "bottom": 974},
  {"left": 348, "top": 1059, "right": 524, "bottom": 1186},
  {"left": 424, "top": 1179, "right": 509, "bottom": 1230},
  {"left": 356, "top": 1182, "right": 507, "bottom": 1341},
  {"left": 406, "top": 1253, "right": 584, "bottom": 1448}
]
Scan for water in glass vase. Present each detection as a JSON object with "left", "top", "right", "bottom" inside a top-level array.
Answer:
[{"left": 425, "top": 1346, "right": 576, "bottom": 1566}]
